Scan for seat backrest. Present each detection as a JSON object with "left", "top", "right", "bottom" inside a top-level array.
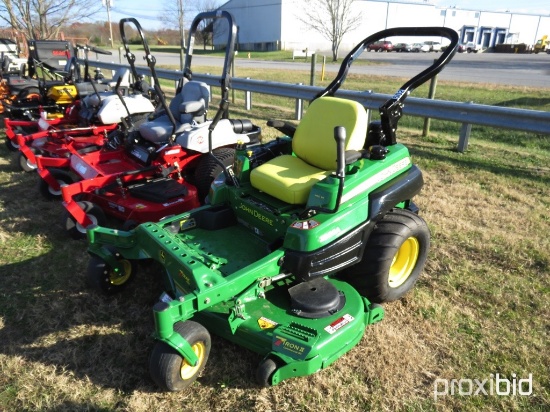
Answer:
[
  {"left": 292, "top": 97, "right": 368, "bottom": 170},
  {"left": 169, "top": 80, "right": 210, "bottom": 125},
  {"left": 107, "top": 67, "right": 131, "bottom": 88}
]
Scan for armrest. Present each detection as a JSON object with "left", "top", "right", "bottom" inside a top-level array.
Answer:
[
  {"left": 179, "top": 101, "right": 205, "bottom": 115},
  {"left": 267, "top": 119, "right": 297, "bottom": 137},
  {"left": 345, "top": 150, "right": 364, "bottom": 164}
]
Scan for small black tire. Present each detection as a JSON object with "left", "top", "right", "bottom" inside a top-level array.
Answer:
[
  {"left": 149, "top": 321, "right": 211, "bottom": 392},
  {"left": 340, "top": 208, "right": 430, "bottom": 303},
  {"left": 194, "top": 147, "right": 235, "bottom": 202},
  {"left": 5, "top": 137, "right": 19, "bottom": 152},
  {"left": 87, "top": 251, "right": 136, "bottom": 294},
  {"left": 63, "top": 201, "right": 107, "bottom": 240},
  {"left": 256, "top": 357, "right": 278, "bottom": 387},
  {"left": 38, "top": 169, "right": 75, "bottom": 200},
  {"left": 121, "top": 219, "right": 139, "bottom": 231},
  {"left": 18, "top": 151, "right": 37, "bottom": 172}
]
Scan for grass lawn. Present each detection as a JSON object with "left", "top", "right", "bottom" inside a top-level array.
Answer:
[{"left": 0, "top": 66, "right": 548, "bottom": 411}]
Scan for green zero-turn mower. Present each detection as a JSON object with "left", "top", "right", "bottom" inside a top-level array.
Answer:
[{"left": 86, "top": 26, "right": 459, "bottom": 391}]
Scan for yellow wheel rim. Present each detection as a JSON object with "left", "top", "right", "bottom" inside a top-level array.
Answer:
[
  {"left": 388, "top": 237, "right": 420, "bottom": 288},
  {"left": 180, "top": 342, "right": 206, "bottom": 380},
  {"left": 108, "top": 260, "right": 132, "bottom": 286}
]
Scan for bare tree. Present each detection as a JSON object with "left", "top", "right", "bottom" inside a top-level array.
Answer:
[
  {"left": 298, "top": 0, "right": 361, "bottom": 61},
  {"left": 160, "top": 0, "right": 221, "bottom": 67},
  {"left": 0, "top": 0, "right": 102, "bottom": 40}
]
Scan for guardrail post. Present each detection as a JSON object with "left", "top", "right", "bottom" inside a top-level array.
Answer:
[
  {"left": 422, "top": 59, "right": 438, "bottom": 137},
  {"left": 206, "top": 73, "right": 212, "bottom": 103},
  {"left": 118, "top": 46, "right": 123, "bottom": 64},
  {"left": 231, "top": 58, "right": 236, "bottom": 104},
  {"left": 457, "top": 122, "right": 472, "bottom": 153},
  {"left": 245, "top": 77, "right": 252, "bottom": 110},
  {"left": 295, "top": 83, "right": 303, "bottom": 120},
  {"left": 310, "top": 53, "right": 316, "bottom": 86}
]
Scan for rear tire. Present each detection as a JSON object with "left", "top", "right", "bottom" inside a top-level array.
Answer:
[
  {"left": 194, "top": 147, "right": 235, "bottom": 202},
  {"left": 63, "top": 201, "right": 107, "bottom": 239},
  {"left": 340, "top": 208, "right": 430, "bottom": 303},
  {"left": 15, "top": 86, "right": 42, "bottom": 105},
  {"left": 149, "top": 321, "right": 211, "bottom": 392}
]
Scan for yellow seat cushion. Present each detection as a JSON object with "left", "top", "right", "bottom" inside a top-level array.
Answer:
[
  {"left": 250, "top": 96, "right": 368, "bottom": 204},
  {"left": 250, "top": 155, "right": 331, "bottom": 204},
  {"left": 292, "top": 97, "right": 368, "bottom": 170}
]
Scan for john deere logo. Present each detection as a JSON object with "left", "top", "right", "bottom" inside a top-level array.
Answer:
[
  {"left": 238, "top": 203, "right": 274, "bottom": 226},
  {"left": 159, "top": 250, "right": 166, "bottom": 262}
]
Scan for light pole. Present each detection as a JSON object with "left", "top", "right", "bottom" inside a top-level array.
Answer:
[
  {"left": 102, "top": 0, "right": 114, "bottom": 48},
  {"left": 178, "top": 0, "right": 185, "bottom": 71}
]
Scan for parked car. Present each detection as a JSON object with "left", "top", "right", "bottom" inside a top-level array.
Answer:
[
  {"left": 458, "top": 41, "right": 481, "bottom": 53},
  {"left": 412, "top": 42, "right": 430, "bottom": 52},
  {"left": 367, "top": 40, "right": 393, "bottom": 52},
  {"left": 423, "top": 41, "right": 442, "bottom": 52},
  {"left": 393, "top": 42, "right": 412, "bottom": 52}
]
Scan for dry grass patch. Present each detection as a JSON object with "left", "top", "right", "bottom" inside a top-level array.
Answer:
[{"left": 0, "top": 104, "right": 549, "bottom": 411}]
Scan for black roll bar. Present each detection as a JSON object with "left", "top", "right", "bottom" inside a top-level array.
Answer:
[{"left": 315, "top": 27, "right": 459, "bottom": 145}]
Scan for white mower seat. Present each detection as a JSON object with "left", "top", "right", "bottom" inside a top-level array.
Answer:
[{"left": 139, "top": 80, "right": 210, "bottom": 143}]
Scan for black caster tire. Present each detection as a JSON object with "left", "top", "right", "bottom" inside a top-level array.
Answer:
[
  {"left": 18, "top": 151, "right": 37, "bottom": 172},
  {"left": 63, "top": 201, "right": 107, "bottom": 239},
  {"left": 87, "top": 251, "right": 136, "bottom": 294},
  {"left": 5, "top": 137, "right": 19, "bottom": 152},
  {"left": 149, "top": 321, "right": 211, "bottom": 392},
  {"left": 256, "top": 357, "right": 278, "bottom": 387},
  {"left": 38, "top": 169, "right": 75, "bottom": 200}
]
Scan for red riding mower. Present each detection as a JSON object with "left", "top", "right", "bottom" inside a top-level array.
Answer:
[
  {"left": 7, "top": 43, "right": 155, "bottom": 172},
  {"left": 38, "top": 13, "right": 260, "bottom": 239}
]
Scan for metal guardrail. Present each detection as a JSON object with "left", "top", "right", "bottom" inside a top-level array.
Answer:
[{"left": 88, "top": 60, "right": 550, "bottom": 152}]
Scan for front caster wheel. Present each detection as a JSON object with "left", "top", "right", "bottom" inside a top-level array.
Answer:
[
  {"left": 63, "top": 201, "right": 107, "bottom": 239},
  {"left": 38, "top": 169, "right": 75, "bottom": 200},
  {"left": 340, "top": 208, "right": 430, "bottom": 303},
  {"left": 149, "top": 321, "right": 211, "bottom": 392},
  {"left": 18, "top": 151, "right": 37, "bottom": 172},
  {"left": 87, "top": 251, "right": 136, "bottom": 294},
  {"left": 5, "top": 137, "right": 19, "bottom": 151},
  {"left": 256, "top": 357, "right": 279, "bottom": 387}
]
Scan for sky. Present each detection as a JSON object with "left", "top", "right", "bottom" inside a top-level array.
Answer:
[{"left": 103, "top": 0, "right": 550, "bottom": 31}]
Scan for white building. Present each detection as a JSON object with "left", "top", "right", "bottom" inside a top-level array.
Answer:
[{"left": 216, "top": 0, "right": 550, "bottom": 52}]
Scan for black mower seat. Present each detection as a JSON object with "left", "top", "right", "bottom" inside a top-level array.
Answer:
[
  {"left": 75, "top": 82, "right": 111, "bottom": 98},
  {"left": 139, "top": 80, "right": 209, "bottom": 143}
]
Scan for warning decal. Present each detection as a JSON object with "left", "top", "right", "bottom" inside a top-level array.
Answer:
[
  {"left": 258, "top": 317, "right": 278, "bottom": 330},
  {"left": 324, "top": 314, "right": 354, "bottom": 335}
]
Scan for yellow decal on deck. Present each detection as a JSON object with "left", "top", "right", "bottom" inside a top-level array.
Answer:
[{"left": 258, "top": 317, "right": 278, "bottom": 330}]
